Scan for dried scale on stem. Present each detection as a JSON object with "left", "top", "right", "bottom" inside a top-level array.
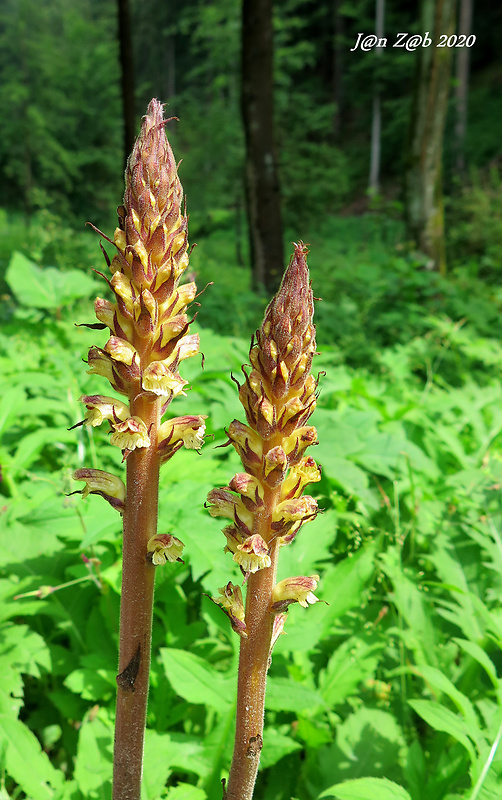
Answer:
[
  {"left": 70, "top": 99, "right": 206, "bottom": 800},
  {"left": 207, "top": 242, "right": 321, "bottom": 800}
]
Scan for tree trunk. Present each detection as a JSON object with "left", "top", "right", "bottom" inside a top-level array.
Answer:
[
  {"left": 117, "top": 0, "right": 136, "bottom": 168},
  {"left": 332, "top": 0, "right": 345, "bottom": 138},
  {"left": 369, "top": 0, "right": 385, "bottom": 193},
  {"left": 241, "top": 0, "right": 284, "bottom": 294},
  {"left": 404, "top": 0, "right": 456, "bottom": 275},
  {"left": 454, "top": 0, "right": 473, "bottom": 174}
]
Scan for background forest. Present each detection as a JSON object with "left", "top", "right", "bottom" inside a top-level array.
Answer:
[{"left": 1, "top": 0, "right": 502, "bottom": 799}]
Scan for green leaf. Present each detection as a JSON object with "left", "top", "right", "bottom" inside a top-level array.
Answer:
[
  {"left": 73, "top": 708, "right": 113, "bottom": 798},
  {"left": 408, "top": 699, "right": 477, "bottom": 763},
  {"left": 6, "top": 251, "right": 98, "bottom": 309},
  {"left": 453, "top": 638, "right": 498, "bottom": 686},
  {"left": 354, "top": 432, "right": 434, "bottom": 479},
  {"left": 319, "top": 637, "right": 383, "bottom": 707},
  {"left": 0, "top": 715, "right": 64, "bottom": 800},
  {"left": 320, "top": 540, "right": 379, "bottom": 630},
  {"left": 413, "top": 665, "right": 478, "bottom": 729},
  {"left": 320, "top": 777, "right": 412, "bottom": 800},
  {"left": 0, "top": 387, "right": 26, "bottom": 437},
  {"left": 12, "top": 426, "right": 76, "bottom": 469},
  {"left": 266, "top": 676, "right": 325, "bottom": 712},
  {"left": 64, "top": 668, "right": 116, "bottom": 701},
  {"left": 259, "top": 728, "right": 302, "bottom": 769},
  {"left": 276, "top": 509, "right": 337, "bottom": 580},
  {"left": 159, "top": 648, "right": 233, "bottom": 710}
]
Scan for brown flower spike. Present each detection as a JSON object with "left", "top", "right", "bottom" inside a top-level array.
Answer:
[
  {"left": 208, "top": 243, "right": 321, "bottom": 800},
  {"left": 71, "top": 100, "right": 205, "bottom": 800}
]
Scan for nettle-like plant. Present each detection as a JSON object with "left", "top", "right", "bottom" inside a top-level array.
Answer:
[{"left": 71, "top": 100, "right": 320, "bottom": 800}]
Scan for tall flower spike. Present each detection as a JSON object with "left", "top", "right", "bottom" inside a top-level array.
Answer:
[
  {"left": 207, "top": 243, "right": 321, "bottom": 800},
  {"left": 71, "top": 100, "right": 206, "bottom": 800}
]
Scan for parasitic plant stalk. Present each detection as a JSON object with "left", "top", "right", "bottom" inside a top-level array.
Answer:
[
  {"left": 207, "top": 243, "right": 321, "bottom": 800},
  {"left": 71, "top": 100, "right": 206, "bottom": 800}
]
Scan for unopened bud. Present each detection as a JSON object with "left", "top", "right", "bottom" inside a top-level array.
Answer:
[
  {"left": 210, "top": 582, "right": 247, "bottom": 638},
  {"left": 72, "top": 468, "right": 125, "bottom": 513}
]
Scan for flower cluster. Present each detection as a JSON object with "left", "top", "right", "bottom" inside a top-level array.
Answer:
[
  {"left": 207, "top": 243, "right": 321, "bottom": 636},
  {"left": 71, "top": 100, "right": 206, "bottom": 556}
]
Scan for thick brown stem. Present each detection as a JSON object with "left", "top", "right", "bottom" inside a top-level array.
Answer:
[
  {"left": 225, "top": 534, "right": 280, "bottom": 800},
  {"left": 112, "top": 391, "right": 161, "bottom": 800}
]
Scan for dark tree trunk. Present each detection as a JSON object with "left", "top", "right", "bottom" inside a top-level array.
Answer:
[
  {"left": 404, "top": 0, "right": 457, "bottom": 275},
  {"left": 241, "top": 0, "right": 284, "bottom": 294},
  {"left": 454, "top": 0, "right": 473, "bottom": 173},
  {"left": 332, "top": 0, "right": 345, "bottom": 138},
  {"left": 369, "top": 0, "right": 385, "bottom": 193},
  {"left": 117, "top": 0, "right": 136, "bottom": 168}
]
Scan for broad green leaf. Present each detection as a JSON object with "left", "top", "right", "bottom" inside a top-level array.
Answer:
[
  {"left": 380, "top": 549, "right": 437, "bottom": 665},
  {"left": 318, "top": 707, "right": 406, "bottom": 788},
  {"left": 276, "top": 509, "right": 337, "bottom": 580},
  {"left": 6, "top": 251, "right": 97, "bottom": 309},
  {"left": 73, "top": 708, "right": 113, "bottom": 798},
  {"left": 266, "top": 676, "right": 325, "bottom": 712},
  {"left": 0, "top": 624, "right": 51, "bottom": 677},
  {"left": 144, "top": 730, "right": 214, "bottom": 781},
  {"left": 142, "top": 729, "right": 173, "bottom": 800},
  {"left": 0, "top": 387, "right": 26, "bottom": 437},
  {"left": 259, "top": 728, "right": 302, "bottom": 769},
  {"left": 159, "top": 648, "right": 233, "bottom": 710},
  {"left": 413, "top": 665, "right": 478, "bottom": 729},
  {"left": 354, "top": 432, "right": 434, "bottom": 479},
  {"left": 319, "top": 637, "right": 383, "bottom": 707},
  {"left": 198, "top": 708, "right": 235, "bottom": 798},
  {"left": 12, "top": 426, "right": 76, "bottom": 469},
  {"left": 0, "top": 715, "right": 64, "bottom": 800},
  {"left": 320, "top": 777, "right": 412, "bottom": 800},
  {"left": 453, "top": 638, "right": 498, "bottom": 686},
  {"left": 64, "top": 668, "right": 116, "bottom": 701},
  {"left": 319, "top": 539, "right": 379, "bottom": 631},
  {"left": 408, "top": 699, "right": 477, "bottom": 762}
]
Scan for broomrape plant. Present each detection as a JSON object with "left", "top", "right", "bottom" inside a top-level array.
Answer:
[
  {"left": 207, "top": 241, "right": 321, "bottom": 800},
  {"left": 71, "top": 100, "right": 206, "bottom": 800},
  {"left": 71, "top": 99, "right": 320, "bottom": 800}
]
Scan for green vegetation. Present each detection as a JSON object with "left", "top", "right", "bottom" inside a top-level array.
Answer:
[
  {"left": 2, "top": 196, "right": 502, "bottom": 798},
  {"left": 1, "top": 0, "right": 502, "bottom": 797}
]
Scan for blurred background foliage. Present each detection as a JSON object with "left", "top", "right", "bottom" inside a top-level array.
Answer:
[{"left": 1, "top": 0, "right": 502, "bottom": 799}]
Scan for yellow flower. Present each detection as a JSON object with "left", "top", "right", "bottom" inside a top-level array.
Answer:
[
  {"left": 271, "top": 575, "right": 320, "bottom": 612},
  {"left": 110, "top": 416, "right": 150, "bottom": 451},
  {"left": 146, "top": 533, "right": 184, "bottom": 565}
]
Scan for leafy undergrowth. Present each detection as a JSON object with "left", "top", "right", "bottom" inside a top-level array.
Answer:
[{"left": 2, "top": 233, "right": 502, "bottom": 800}]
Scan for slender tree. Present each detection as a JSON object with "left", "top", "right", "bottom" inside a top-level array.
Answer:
[
  {"left": 454, "top": 0, "right": 473, "bottom": 174},
  {"left": 368, "top": 0, "right": 385, "bottom": 194},
  {"left": 404, "top": 0, "right": 457, "bottom": 275},
  {"left": 241, "top": 0, "right": 284, "bottom": 294},
  {"left": 332, "top": 0, "right": 345, "bottom": 138}
]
